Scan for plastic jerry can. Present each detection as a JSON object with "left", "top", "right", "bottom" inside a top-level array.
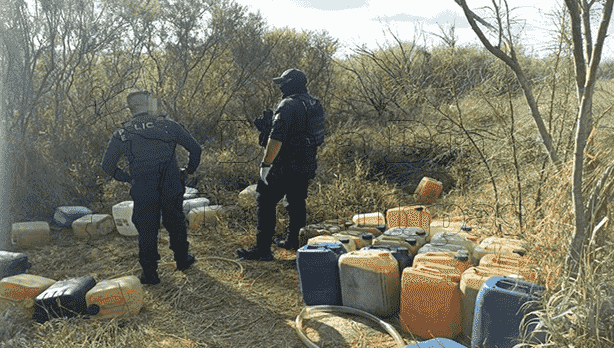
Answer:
[
  {"left": 187, "top": 205, "right": 225, "bottom": 227},
  {"left": 413, "top": 262, "right": 462, "bottom": 278},
  {"left": 296, "top": 243, "right": 346, "bottom": 305},
  {"left": 472, "top": 277, "right": 545, "bottom": 348},
  {"left": 472, "top": 237, "right": 527, "bottom": 265},
  {"left": 11, "top": 222, "right": 51, "bottom": 248},
  {"left": 299, "top": 223, "right": 342, "bottom": 247},
  {"left": 333, "top": 232, "right": 373, "bottom": 250},
  {"left": 238, "top": 184, "right": 257, "bottom": 208},
  {"left": 430, "top": 219, "right": 472, "bottom": 233},
  {"left": 373, "top": 227, "right": 428, "bottom": 255},
  {"left": 0, "top": 251, "right": 32, "bottom": 279},
  {"left": 403, "top": 338, "right": 468, "bottom": 347},
  {"left": 415, "top": 177, "right": 443, "bottom": 205},
  {"left": 33, "top": 275, "right": 97, "bottom": 323},
  {"left": 400, "top": 265, "right": 462, "bottom": 338},
  {"left": 431, "top": 231, "right": 480, "bottom": 256},
  {"left": 308, "top": 235, "right": 356, "bottom": 252},
  {"left": 338, "top": 249, "right": 400, "bottom": 318},
  {"left": 418, "top": 243, "right": 473, "bottom": 264},
  {"left": 352, "top": 212, "right": 386, "bottom": 227},
  {"left": 85, "top": 275, "right": 144, "bottom": 319},
  {"left": 413, "top": 251, "right": 472, "bottom": 273},
  {"left": 183, "top": 187, "right": 199, "bottom": 199},
  {"left": 51, "top": 206, "right": 93, "bottom": 229},
  {"left": 346, "top": 224, "right": 385, "bottom": 237},
  {"left": 361, "top": 245, "right": 413, "bottom": 276},
  {"left": 479, "top": 254, "right": 538, "bottom": 282},
  {"left": 0, "top": 274, "right": 56, "bottom": 308},
  {"left": 71, "top": 214, "right": 115, "bottom": 239},
  {"left": 112, "top": 201, "right": 139, "bottom": 236},
  {"left": 459, "top": 267, "right": 520, "bottom": 341},
  {"left": 386, "top": 205, "right": 432, "bottom": 232},
  {"left": 182, "top": 197, "right": 210, "bottom": 215}
]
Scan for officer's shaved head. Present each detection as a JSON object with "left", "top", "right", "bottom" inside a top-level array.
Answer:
[{"left": 127, "top": 91, "right": 158, "bottom": 116}]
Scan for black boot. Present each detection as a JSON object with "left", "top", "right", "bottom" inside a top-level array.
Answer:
[
  {"left": 237, "top": 246, "right": 274, "bottom": 261},
  {"left": 139, "top": 261, "right": 160, "bottom": 285},
  {"left": 176, "top": 252, "right": 196, "bottom": 271}
]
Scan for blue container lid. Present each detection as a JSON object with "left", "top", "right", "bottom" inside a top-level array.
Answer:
[{"left": 403, "top": 338, "right": 468, "bottom": 347}]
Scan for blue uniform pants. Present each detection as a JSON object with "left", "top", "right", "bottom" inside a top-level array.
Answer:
[
  {"left": 255, "top": 166, "right": 314, "bottom": 250},
  {"left": 130, "top": 167, "right": 189, "bottom": 268}
]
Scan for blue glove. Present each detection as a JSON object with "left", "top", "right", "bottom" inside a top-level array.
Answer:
[{"left": 260, "top": 164, "right": 272, "bottom": 185}]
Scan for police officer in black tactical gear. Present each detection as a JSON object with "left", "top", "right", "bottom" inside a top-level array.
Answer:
[
  {"left": 237, "top": 68, "right": 325, "bottom": 261},
  {"left": 101, "top": 91, "right": 202, "bottom": 284}
]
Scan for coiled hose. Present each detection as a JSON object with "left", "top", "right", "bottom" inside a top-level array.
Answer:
[{"left": 295, "top": 305, "right": 406, "bottom": 348}]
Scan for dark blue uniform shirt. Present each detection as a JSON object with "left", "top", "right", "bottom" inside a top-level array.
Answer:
[
  {"left": 269, "top": 93, "right": 323, "bottom": 172},
  {"left": 101, "top": 113, "right": 201, "bottom": 183}
]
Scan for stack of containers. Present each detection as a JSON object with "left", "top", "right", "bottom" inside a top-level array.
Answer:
[
  {"left": 11, "top": 222, "right": 51, "bottom": 248},
  {"left": 338, "top": 249, "right": 400, "bottom": 318},
  {"left": 400, "top": 262, "right": 463, "bottom": 338},
  {"left": 472, "top": 276, "right": 545, "bottom": 348},
  {"left": 296, "top": 243, "right": 346, "bottom": 305},
  {"left": 473, "top": 236, "right": 528, "bottom": 265},
  {"left": 372, "top": 227, "right": 428, "bottom": 256}
]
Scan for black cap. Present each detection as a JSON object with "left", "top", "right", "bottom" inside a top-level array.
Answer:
[{"left": 272, "top": 68, "right": 307, "bottom": 86}]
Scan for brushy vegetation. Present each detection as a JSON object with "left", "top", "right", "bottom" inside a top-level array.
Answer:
[{"left": 3, "top": 0, "right": 614, "bottom": 346}]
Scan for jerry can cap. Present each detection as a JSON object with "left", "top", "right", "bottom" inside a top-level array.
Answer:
[
  {"left": 415, "top": 228, "right": 426, "bottom": 236},
  {"left": 461, "top": 224, "right": 472, "bottom": 231},
  {"left": 405, "top": 238, "right": 417, "bottom": 245},
  {"left": 361, "top": 233, "right": 373, "bottom": 240},
  {"left": 338, "top": 237, "right": 350, "bottom": 244},
  {"left": 454, "top": 252, "right": 469, "bottom": 262}
]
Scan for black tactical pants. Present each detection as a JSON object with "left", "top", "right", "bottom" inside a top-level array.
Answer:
[
  {"left": 255, "top": 165, "right": 315, "bottom": 250},
  {"left": 130, "top": 170, "right": 189, "bottom": 269}
]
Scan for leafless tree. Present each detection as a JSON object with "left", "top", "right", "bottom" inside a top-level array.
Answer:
[{"left": 455, "top": 0, "right": 614, "bottom": 279}]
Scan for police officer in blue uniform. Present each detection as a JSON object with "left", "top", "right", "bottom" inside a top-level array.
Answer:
[
  {"left": 237, "top": 68, "right": 325, "bottom": 261},
  {"left": 101, "top": 91, "right": 202, "bottom": 284}
]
